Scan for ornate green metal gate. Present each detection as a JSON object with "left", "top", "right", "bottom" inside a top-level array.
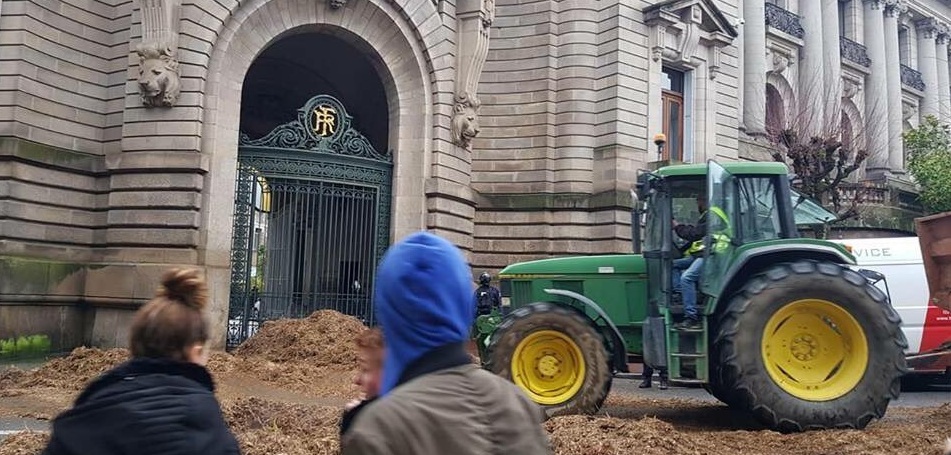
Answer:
[{"left": 228, "top": 95, "right": 392, "bottom": 348}]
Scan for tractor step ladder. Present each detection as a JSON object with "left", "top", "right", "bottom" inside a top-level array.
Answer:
[{"left": 664, "top": 316, "right": 709, "bottom": 382}]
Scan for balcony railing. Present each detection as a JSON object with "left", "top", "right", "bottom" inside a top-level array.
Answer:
[
  {"left": 900, "top": 64, "right": 926, "bottom": 91},
  {"left": 765, "top": 3, "right": 805, "bottom": 39},
  {"left": 840, "top": 37, "right": 871, "bottom": 67},
  {"left": 836, "top": 182, "right": 922, "bottom": 211}
]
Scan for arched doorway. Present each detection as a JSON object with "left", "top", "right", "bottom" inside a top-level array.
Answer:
[{"left": 227, "top": 32, "right": 392, "bottom": 348}]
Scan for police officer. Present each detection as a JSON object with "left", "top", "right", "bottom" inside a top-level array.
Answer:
[{"left": 474, "top": 272, "right": 501, "bottom": 316}]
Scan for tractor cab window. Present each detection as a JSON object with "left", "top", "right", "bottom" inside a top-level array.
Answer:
[{"left": 735, "top": 176, "right": 784, "bottom": 243}]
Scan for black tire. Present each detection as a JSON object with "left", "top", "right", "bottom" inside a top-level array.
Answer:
[
  {"left": 713, "top": 260, "right": 908, "bottom": 432},
  {"left": 486, "top": 302, "right": 612, "bottom": 417},
  {"left": 704, "top": 361, "right": 741, "bottom": 407},
  {"left": 705, "top": 313, "right": 743, "bottom": 407}
]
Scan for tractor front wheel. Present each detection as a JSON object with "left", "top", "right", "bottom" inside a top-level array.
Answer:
[
  {"left": 487, "top": 302, "right": 611, "bottom": 417},
  {"left": 714, "top": 260, "right": 907, "bottom": 432}
]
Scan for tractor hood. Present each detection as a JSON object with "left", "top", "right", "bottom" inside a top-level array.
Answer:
[{"left": 498, "top": 254, "right": 646, "bottom": 278}]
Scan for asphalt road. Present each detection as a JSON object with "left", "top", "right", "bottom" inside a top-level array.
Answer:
[{"left": 612, "top": 374, "right": 951, "bottom": 408}]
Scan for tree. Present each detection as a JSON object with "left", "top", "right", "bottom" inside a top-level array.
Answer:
[
  {"left": 765, "top": 79, "right": 872, "bottom": 231},
  {"left": 770, "top": 130, "right": 868, "bottom": 222},
  {"left": 904, "top": 115, "right": 951, "bottom": 214}
]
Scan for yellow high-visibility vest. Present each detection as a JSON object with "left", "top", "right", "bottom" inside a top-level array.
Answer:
[{"left": 685, "top": 206, "right": 732, "bottom": 255}]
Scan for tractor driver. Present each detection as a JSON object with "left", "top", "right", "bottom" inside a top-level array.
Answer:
[
  {"left": 672, "top": 195, "right": 706, "bottom": 330},
  {"left": 672, "top": 195, "right": 731, "bottom": 330}
]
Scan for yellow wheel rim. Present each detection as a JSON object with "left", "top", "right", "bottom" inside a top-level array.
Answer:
[
  {"left": 511, "top": 330, "right": 586, "bottom": 405},
  {"left": 761, "top": 299, "right": 869, "bottom": 401}
]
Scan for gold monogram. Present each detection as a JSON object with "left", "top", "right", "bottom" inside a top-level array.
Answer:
[{"left": 312, "top": 105, "right": 337, "bottom": 136}]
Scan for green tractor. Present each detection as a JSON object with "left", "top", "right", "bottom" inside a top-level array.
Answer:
[{"left": 473, "top": 160, "right": 908, "bottom": 432}]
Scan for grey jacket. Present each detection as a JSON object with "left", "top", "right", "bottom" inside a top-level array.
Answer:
[{"left": 341, "top": 363, "right": 552, "bottom": 455}]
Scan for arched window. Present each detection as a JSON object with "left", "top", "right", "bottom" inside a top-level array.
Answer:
[
  {"left": 765, "top": 84, "right": 785, "bottom": 135},
  {"left": 841, "top": 112, "right": 854, "bottom": 151}
]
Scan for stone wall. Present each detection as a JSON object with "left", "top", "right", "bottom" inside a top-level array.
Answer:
[{"left": 0, "top": 0, "right": 130, "bottom": 154}]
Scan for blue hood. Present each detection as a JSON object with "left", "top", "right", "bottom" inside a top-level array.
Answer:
[{"left": 374, "top": 231, "right": 474, "bottom": 395}]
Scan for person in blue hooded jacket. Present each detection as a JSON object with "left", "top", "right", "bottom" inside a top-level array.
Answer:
[{"left": 341, "top": 231, "right": 551, "bottom": 455}]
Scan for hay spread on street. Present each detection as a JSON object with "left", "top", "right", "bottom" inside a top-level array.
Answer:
[{"left": 2, "top": 309, "right": 950, "bottom": 455}]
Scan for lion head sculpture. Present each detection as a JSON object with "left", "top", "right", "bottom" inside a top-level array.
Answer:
[
  {"left": 136, "top": 43, "right": 181, "bottom": 107},
  {"left": 451, "top": 92, "right": 481, "bottom": 150}
]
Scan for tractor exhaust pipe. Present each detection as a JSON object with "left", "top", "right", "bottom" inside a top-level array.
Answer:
[{"left": 631, "top": 188, "right": 642, "bottom": 254}]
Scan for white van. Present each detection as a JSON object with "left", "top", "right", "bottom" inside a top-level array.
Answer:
[{"left": 829, "top": 237, "right": 951, "bottom": 378}]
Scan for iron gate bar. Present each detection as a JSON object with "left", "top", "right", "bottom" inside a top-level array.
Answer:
[{"left": 228, "top": 94, "right": 393, "bottom": 349}]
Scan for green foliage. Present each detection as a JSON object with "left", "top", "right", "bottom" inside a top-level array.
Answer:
[
  {"left": 904, "top": 115, "right": 951, "bottom": 214},
  {"left": 250, "top": 244, "right": 267, "bottom": 291},
  {"left": 0, "top": 334, "right": 52, "bottom": 358}
]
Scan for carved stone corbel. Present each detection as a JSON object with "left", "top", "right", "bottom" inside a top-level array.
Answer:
[
  {"left": 678, "top": 5, "right": 702, "bottom": 65},
  {"left": 902, "top": 101, "right": 918, "bottom": 120},
  {"left": 766, "top": 48, "right": 790, "bottom": 74},
  {"left": 708, "top": 45, "right": 722, "bottom": 79},
  {"left": 136, "top": 0, "right": 181, "bottom": 108},
  {"left": 842, "top": 77, "right": 862, "bottom": 100},
  {"left": 453, "top": 0, "right": 494, "bottom": 150},
  {"left": 651, "top": 25, "right": 668, "bottom": 62},
  {"left": 703, "top": 32, "right": 732, "bottom": 79}
]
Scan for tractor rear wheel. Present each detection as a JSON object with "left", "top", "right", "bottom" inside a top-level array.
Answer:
[
  {"left": 713, "top": 260, "right": 907, "bottom": 432},
  {"left": 487, "top": 302, "right": 612, "bottom": 417}
]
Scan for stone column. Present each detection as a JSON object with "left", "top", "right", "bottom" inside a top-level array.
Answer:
[
  {"left": 864, "top": 0, "right": 889, "bottom": 172},
  {"left": 822, "top": 0, "right": 843, "bottom": 127},
  {"left": 936, "top": 33, "right": 951, "bottom": 122},
  {"left": 743, "top": 0, "right": 766, "bottom": 134},
  {"left": 799, "top": 0, "right": 825, "bottom": 136},
  {"left": 917, "top": 18, "right": 940, "bottom": 118},
  {"left": 884, "top": 1, "right": 905, "bottom": 172}
]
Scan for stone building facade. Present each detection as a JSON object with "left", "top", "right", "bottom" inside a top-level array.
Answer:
[
  {"left": 0, "top": 0, "right": 933, "bottom": 351},
  {"left": 735, "top": 0, "right": 947, "bottom": 233}
]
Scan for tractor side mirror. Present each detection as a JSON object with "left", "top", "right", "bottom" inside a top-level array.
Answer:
[{"left": 857, "top": 268, "right": 885, "bottom": 284}]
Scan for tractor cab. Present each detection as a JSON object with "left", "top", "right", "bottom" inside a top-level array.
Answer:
[{"left": 637, "top": 161, "right": 801, "bottom": 323}]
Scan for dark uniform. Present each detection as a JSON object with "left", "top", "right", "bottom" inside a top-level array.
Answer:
[{"left": 474, "top": 272, "right": 501, "bottom": 316}]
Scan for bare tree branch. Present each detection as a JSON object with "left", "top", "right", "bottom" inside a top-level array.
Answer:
[{"left": 765, "top": 75, "right": 882, "bottom": 231}]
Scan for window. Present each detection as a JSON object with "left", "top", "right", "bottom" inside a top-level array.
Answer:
[
  {"left": 838, "top": 1, "right": 847, "bottom": 38},
  {"left": 765, "top": 84, "right": 785, "bottom": 134},
  {"left": 662, "top": 67, "right": 686, "bottom": 162},
  {"left": 898, "top": 27, "right": 910, "bottom": 66},
  {"left": 841, "top": 113, "right": 854, "bottom": 151},
  {"left": 736, "top": 177, "right": 784, "bottom": 243}
]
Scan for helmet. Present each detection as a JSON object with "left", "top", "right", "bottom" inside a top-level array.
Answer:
[{"left": 478, "top": 272, "right": 491, "bottom": 285}]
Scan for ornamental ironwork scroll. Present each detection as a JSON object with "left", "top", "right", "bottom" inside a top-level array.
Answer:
[
  {"left": 900, "top": 64, "right": 926, "bottom": 91},
  {"left": 764, "top": 3, "right": 805, "bottom": 39},
  {"left": 239, "top": 94, "right": 392, "bottom": 163},
  {"left": 840, "top": 37, "right": 871, "bottom": 68}
]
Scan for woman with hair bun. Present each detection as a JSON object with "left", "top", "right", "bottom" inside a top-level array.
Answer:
[{"left": 42, "top": 268, "right": 240, "bottom": 455}]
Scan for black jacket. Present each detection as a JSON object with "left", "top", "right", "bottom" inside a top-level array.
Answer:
[
  {"left": 674, "top": 210, "right": 707, "bottom": 243},
  {"left": 474, "top": 285, "right": 501, "bottom": 315},
  {"left": 42, "top": 357, "right": 240, "bottom": 455}
]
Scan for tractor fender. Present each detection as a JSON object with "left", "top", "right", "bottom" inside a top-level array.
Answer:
[
  {"left": 716, "top": 244, "right": 858, "bottom": 309},
  {"left": 542, "top": 288, "right": 630, "bottom": 374}
]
